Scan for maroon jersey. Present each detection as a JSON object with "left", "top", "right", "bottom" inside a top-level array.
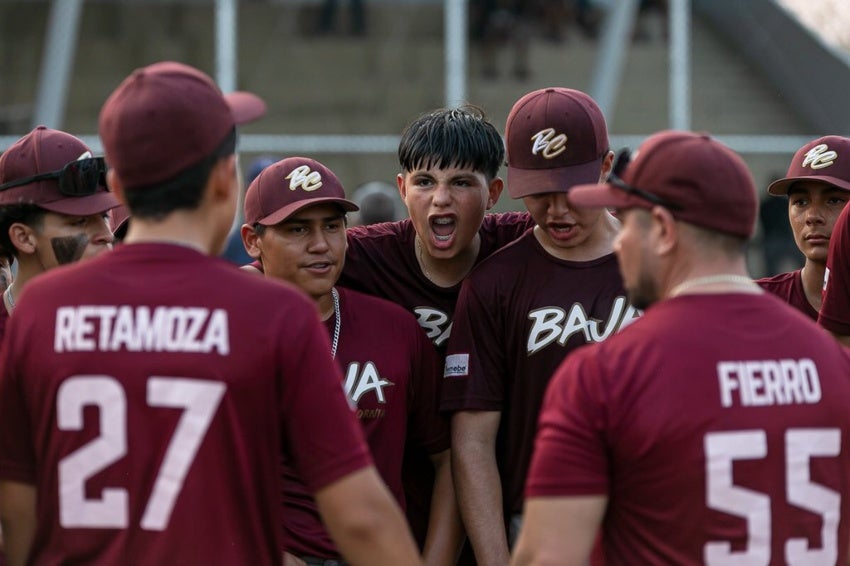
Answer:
[
  {"left": 340, "top": 212, "right": 534, "bottom": 353},
  {"left": 281, "top": 287, "right": 448, "bottom": 558},
  {"left": 0, "top": 243, "right": 372, "bottom": 566},
  {"left": 821, "top": 204, "right": 850, "bottom": 334},
  {"left": 528, "top": 293, "right": 850, "bottom": 565},
  {"left": 441, "top": 231, "right": 638, "bottom": 514},
  {"left": 757, "top": 270, "right": 818, "bottom": 320}
]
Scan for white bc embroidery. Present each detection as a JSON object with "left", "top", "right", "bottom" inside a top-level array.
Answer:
[
  {"left": 802, "top": 144, "right": 838, "bottom": 170},
  {"left": 286, "top": 165, "right": 323, "bottom": 192},
  {"left": 530, "top": 128, "right": 568, "bottom": 159}
]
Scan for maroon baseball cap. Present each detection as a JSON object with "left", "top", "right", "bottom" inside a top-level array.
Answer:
[
  {"left": 244, "top": 157, "right": 359, "bottom": 226},
  {"left": 99, "top": 61, "right": 266, "bottom": 190},
  {"left": 0, "top": 126, "right": 118, "bottom": 216},
  {"left": 568, "top": 130, "right": 758, "bottom": 238},
  {"left": 505, "top": 87, "right": 609, "bottom": 198},
  {"left": 768, "top": 135, "right": 850, "bottom": 196}
]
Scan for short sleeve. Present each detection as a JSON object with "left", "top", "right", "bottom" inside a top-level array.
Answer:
[
  {"left": 524, "top": 347, "right": 610, "bottom": 498},
  {"left": 277, "top": 299, "right": 373, "bottom": 492},
  {"left": 820, "top": 205, "right": 850, "bottom": 334},
  {"left": 0, "top": 317, "right": 38, "bottom": 484},
  {"left": 439, "top": 276, "right": 505, "bottom": 412}
]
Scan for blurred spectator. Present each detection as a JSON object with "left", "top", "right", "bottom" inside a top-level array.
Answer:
[
  {"left": 318, "top": 0, "right": 367, "bottom": 36},
  {"left": 633, "top": 0, "right": 668, "bottom": 43},
  {"left": 350, "top": 180, "right": 406, "bottom": 225},
  {"left": 471, "top": 0, "right": 532, "bottom": 80},
  {"left": 221, "top": 155, "right": 276, "bottom": 265}
]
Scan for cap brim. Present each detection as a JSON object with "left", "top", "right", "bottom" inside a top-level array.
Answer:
[
  {"left": 767, "top": 175, "right": 850, "bottom": 196},
  {"left": 257, "top": 197, "right": 360, "bottom": 226},
  {"left": 507, "top": 157, "right": 604, "bottom": 198},
  {"left": 567, "top": 182, "right": 650, "bottom": 210},
  {"left": 225, "top": 91, "right": 267, "bottom": 125},
  {"left": 39, "top": 191, "right": 120, "bottom": 216}
]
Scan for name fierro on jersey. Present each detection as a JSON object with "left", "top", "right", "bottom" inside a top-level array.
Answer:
[
  {"left": 54, "top": 306, "right": 230, "bottom": 355},
  {"left": 717, "top": 358, "right": 821, "bottom": 407}
]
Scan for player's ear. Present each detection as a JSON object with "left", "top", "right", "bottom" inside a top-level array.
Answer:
[
  {"left": 396, "top": 173, "right": 407, "bottom": 200},
  {"left": 485, "top": 177, "right": 503, "bottom": 210},
  {"left": 8, "top": 222, "right": 37, "bottom": 255},
  {"left": 209, "top": 154, "right": 238, "bottom": 204},
  {"left": 598, "top": 150, "right": 615, "bottom": 181},
  {"left": 651, "top": 205, "right": 678, "bottom": 256},
  {"left": 240, "top": 223, "right": 262, "bottom": 260}
]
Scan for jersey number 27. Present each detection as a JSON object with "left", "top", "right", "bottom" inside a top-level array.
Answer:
[{"left": 57, "top": 375, "right": 225, "bottom": 530}]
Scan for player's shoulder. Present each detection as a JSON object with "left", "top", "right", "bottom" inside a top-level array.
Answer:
[
  {"left": 338, "top": 286, "right": 420, "bottom": 327},
  {"left": 469, "top": 228, "right": 535, "bottom": 278},
  {"left": 756, "top": 270, "right": 798, "bottom": 289},
  {"left": 347, "top": 218, "right": 413, "bottom": 246}
]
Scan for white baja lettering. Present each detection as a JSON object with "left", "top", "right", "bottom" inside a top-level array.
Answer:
[
  {"left": 343, "top": 362, "right": 393, "bottom": 404},
  {"left": 527, "top": 297, "right": 634, "bottom": 355}
]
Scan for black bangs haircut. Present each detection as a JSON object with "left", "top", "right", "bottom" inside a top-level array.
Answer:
[{"left": 398, "top": 105, "right": 505, "bottom": 180}]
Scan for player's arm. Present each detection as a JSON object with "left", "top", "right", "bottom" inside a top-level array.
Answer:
[
  {"left": 509, "top": 495, "right": 606, "bottom": 566},
  {"left": 451, "top": 409, "right": 509, "bottom": 566},
  {"left": 0, "top": 480, "right": 36, "bottom": 566},
  {"left": 422, "top": 448, "right": 463, "bottom": 566},
  {"left": 314, "top": 466, "right": 423, "bottom": 566}
]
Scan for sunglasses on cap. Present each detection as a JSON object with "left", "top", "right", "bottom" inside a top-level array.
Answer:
[
  {"left": 608, "top": 150, "right": 682, "bottom": 211},
  {"left": 0, "top": 156, "right": 108, "bottom": 197}
]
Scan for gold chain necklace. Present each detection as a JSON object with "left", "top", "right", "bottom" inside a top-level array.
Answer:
[
  {"left": 415, "top": 237, "right": 432, "bottom": 281},
  {"left": 669, "top": 274, "right": 758, "bottom": 298}
]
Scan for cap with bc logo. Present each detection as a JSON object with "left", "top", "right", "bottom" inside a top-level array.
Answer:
[
  {"left": 768, "top": 135, "right": 850, "bottom": 196},
  {"left": 244, "top": 157, "right": 359, "bottom": 226},
  {"left": 505, "top": 87, "right": 610, "bottom": 198}
]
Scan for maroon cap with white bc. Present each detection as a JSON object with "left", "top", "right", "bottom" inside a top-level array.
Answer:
[
  {"left": 244, "top": 157, "right": 359, "bottom": 226},
  {"left": 767, "top": 135, "right": 850, "bottom": 196},
  {"left": 505, "top": 87, "right": 610, "bottom": 198},
  {"left": 568, "top": 130, "right": 758, "bottom": 238},
  {"left": 99, "top": 61, "right": 266, "bottom": 190},
  {"left": 0, "top": 126, "right": 118, "bottom": 216}
]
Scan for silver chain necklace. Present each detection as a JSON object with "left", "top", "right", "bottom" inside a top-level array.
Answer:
[
  {"left": 4, "top": 285, "right": 15, "bottom": 312},
  {"left": 330, "top": 287, "right": 341, "bottom": 359}
]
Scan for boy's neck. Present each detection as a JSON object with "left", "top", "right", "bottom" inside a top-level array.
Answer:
[{"left": 415, "top": 234, "right": 481, "bottom": 288}]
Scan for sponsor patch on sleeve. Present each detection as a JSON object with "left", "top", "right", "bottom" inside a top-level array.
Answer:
[{"left": 443, "top": 353, "right": 470, "bottom": 378}]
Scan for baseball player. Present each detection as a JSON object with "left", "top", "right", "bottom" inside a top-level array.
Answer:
[
  {"left": 0, "top": 61, "right": 421, "bottom": 566},
  {"left": 241, "top": 156, "right": 461, "bottom": 565},
  {"left": 340, "top": 106, "right": 534, "bottom": 557},
  {"left": 0, "top": 126, "right": 118, "bottom": 337},
  {"left": 512, "top": 130, "right": 850, "bottom": 565},
  {"left": 440, "top": 87, "right": 638, "bottom": 565},
  {"left": 757, "top": 136, "right": 850, "bottom": 319}
]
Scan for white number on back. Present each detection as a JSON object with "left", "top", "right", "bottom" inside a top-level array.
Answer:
[
  {"left": 704, "top": 428, "right": 840, "bottom": 565},
  {"left": 57, "top": 375, "right": 226, "bottom": 530}
]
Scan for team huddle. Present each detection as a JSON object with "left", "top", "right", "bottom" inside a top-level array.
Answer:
[{"left": 0, "top": 60, "right": 849, "bottom": 566}]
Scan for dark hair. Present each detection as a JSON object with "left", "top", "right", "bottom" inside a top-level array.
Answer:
[
  {"left": 0, "top": 203, "right": 47, "bottom": 258},
  {"left": 123, "top": 128, "right": 237, "bottom": 220},
  {"left": 398, "top": 105, "right": 504, "bottom": 180}
]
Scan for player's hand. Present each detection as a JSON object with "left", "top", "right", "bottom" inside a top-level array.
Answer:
[{"left": 283, "top": 551, "right": 307, "bottom": 566}]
